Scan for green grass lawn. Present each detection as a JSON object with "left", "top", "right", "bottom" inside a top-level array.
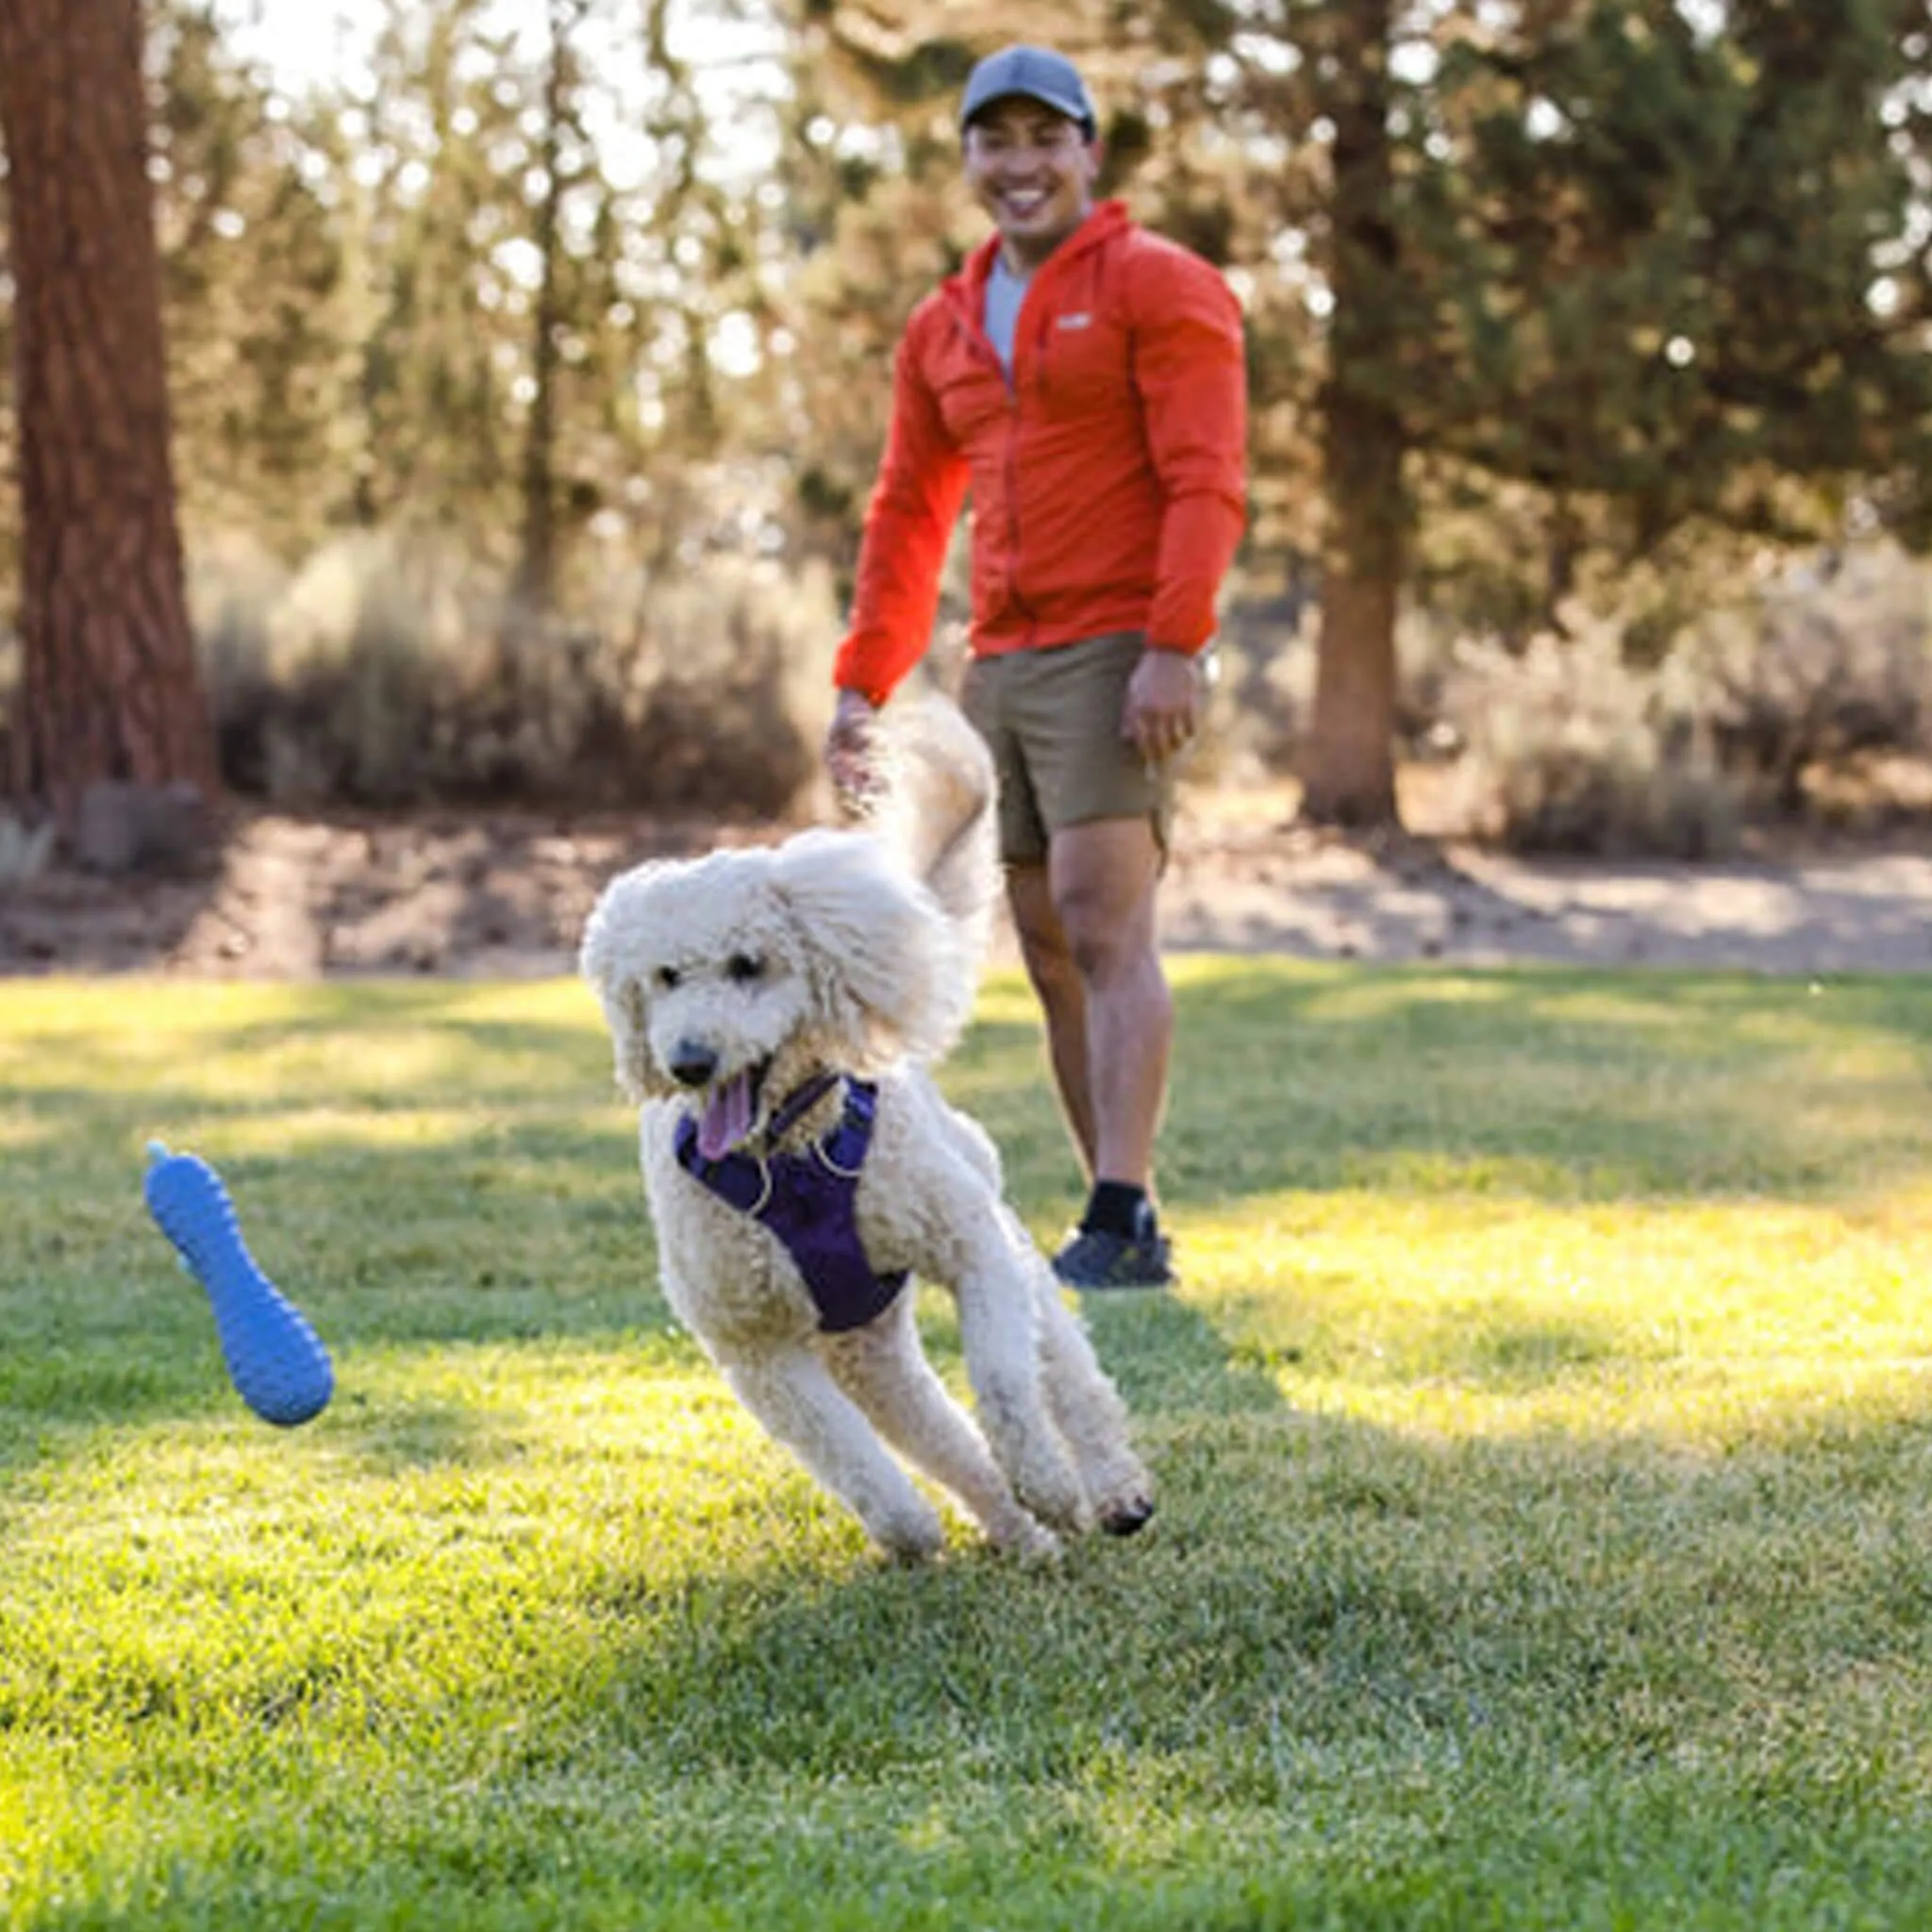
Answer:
[{"left": 4, "top": 961, "right": 1932, "bottom": 1930}]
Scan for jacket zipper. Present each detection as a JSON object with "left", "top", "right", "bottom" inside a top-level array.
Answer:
[
  {"left": 1002, "top": 376, "right": 1033, "bottom": 641},
  {"left": 950, "top": 222, "right": 1115, "bottom": 643},
  {"left": 957, "top": 303, "right": 1035, "bottom": 642}
]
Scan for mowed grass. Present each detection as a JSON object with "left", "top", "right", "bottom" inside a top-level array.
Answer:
[{"left": 4, "top": 962, "right": 1932, "bottom": 1929}]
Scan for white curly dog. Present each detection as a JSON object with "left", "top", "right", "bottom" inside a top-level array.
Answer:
[{"left": 580, "top": 698, "right": 1154, "bottom": 1561}]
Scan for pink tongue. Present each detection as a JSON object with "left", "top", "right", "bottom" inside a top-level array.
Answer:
[{"left": 697, "top": 1072, "right": 756, "bottom": 1160}]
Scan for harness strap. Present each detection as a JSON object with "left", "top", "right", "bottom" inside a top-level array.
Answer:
[{"left": 675, "top": 1076, "right": 908, "bottom": 1333}]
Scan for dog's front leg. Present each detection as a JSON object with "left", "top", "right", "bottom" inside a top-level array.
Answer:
[
  {"left": 953, "top": 1250, "right": 1091, "bottom": 1536},
  {"left": 822, "top": 1306, "right": 1061, "bottom": 1561},
  {"left": 1026, "top": 1254, "right": 1157, "bottom": 1535},
  {"left": 718, "top": 1343, "right": 946, "bottom": 1561}
]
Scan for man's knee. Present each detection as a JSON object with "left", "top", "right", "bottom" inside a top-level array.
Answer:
[
  {"left": 1019, "top": 930, "right": 1083, "bottom": 1012},
  {"left": 1053, "top": 881, "right": 1158, "bottom": 986}
]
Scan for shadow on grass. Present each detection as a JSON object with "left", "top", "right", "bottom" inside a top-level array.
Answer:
[
  {"left": 325, "top": 1383, "right": 529, "bottom": 1474},
  {"left": 364, "top": 1362, "right": 1932, "bottom": 1932},
  {"left": 22, "top": 1371, "right": 1932, "bottom": 1932},
  {"left": 7, "top": 969, "right": 1932, "bottom": 1924},
  {"left": 556, "top": 1366, "right": 1932, "bottom": 1773},
  {"left": 563, "top": 1286, "right": 1321, "bottom": 1771},
  {"left": 1076, "top": 1287, "right": 1289, "bottom": 1419}
]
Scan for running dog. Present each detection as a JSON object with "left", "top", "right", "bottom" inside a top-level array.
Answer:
[{"left": 579, "top": 699, "right": 1154, "bottom": 1560}]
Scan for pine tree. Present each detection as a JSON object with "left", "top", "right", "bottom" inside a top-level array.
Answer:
[
  {"left": 149, "top": 0, "right": 354, "bottom": 556},
  {"left": 1232, "top": 0, "right": 1932, "bottom": 825},
  {"left": 0, "top": 0, "right": 220, "bottom": 816},
  {"left": 1299, "top": 0, "right": 1404, "bottom": 825}
]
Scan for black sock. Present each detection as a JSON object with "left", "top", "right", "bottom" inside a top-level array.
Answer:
[{"left": 1081, "top": 1180, "right": 1149, "bottom": 1239}]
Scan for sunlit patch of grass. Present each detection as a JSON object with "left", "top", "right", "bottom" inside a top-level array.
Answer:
[{"left": 3, "top": 967, "right": 1932, "bottom": 1928}]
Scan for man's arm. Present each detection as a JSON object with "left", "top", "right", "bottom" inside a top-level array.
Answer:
[
  {"left": 832, "top": 318, "right": 972, "bottom": 708},
  {"left": 1122, "top": 247, "right": 1248, "bottom": 760},
  {"left": 1130, "top": 248, "right": 1249, "bottom": 656}
]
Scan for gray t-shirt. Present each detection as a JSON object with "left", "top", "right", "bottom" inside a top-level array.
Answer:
[{"left": 983, "top": 254, "right": 1028, "bottom": 377}]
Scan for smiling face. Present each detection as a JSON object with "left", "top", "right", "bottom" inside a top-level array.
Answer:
[{"left": 962, "top": 95, "right": 1099, "bottom": 275}]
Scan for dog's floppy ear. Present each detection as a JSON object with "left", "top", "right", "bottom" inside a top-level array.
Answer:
[
  {"left": 578, "top": 862, "right": 680, "bottom": 1102},
  {"left": 771, "top": 827, "right": 974, "bottom": 1070}
]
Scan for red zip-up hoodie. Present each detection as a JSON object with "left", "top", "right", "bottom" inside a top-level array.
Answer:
[{"left": 833, "top": 201, "right": 1248, "bottom": 707}]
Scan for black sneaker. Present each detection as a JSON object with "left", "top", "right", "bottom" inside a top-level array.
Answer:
[{"left": 1051, "top": 1205, "right": 1174, "bottom": 1291}]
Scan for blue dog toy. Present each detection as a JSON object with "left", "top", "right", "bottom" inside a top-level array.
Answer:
[{"left": 143, "top": 1142, "right": 334, "bottom": 1427}]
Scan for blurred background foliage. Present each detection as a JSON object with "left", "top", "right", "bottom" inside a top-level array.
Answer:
[{"left": 1, "top": 0, "right": 1929, "bottom": 846}]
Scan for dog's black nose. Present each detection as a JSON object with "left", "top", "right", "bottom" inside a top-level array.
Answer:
[{"left": 668, "top": 1041, "right": 718, "bottom": 1089}]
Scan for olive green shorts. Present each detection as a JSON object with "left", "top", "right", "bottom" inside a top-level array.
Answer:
[{"left": 958, "top": 631, "right": 1173, "bottom": 867}]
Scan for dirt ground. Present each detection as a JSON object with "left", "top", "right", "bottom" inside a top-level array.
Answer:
[{"left": 5, "top": 779, "right": 1929, "bottom": 979}]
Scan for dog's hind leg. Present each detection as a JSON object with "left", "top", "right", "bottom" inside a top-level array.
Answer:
[
  {"left": 821, "top": 1302, "right": 1061, "bottom": 1561},
  {"left": 718, "top": 1343, "right": 945, "bottom": 1560}
]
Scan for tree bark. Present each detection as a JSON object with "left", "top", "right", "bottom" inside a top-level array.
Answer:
[
  {"left": 1300, "top": 0, "right": 1403, "bottom": 830},
  {"left": 513, "top": 0, "right": 574, "bottom": 621},
  {"left": 1304, "top": 391, "right": 1404, "bottom": 826},
  {"left": 0, "top": 0, "right": 219, "bottom": 817}
]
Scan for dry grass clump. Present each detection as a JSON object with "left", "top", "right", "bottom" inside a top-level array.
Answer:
[
  {"left": 18, "top": 527, "right": 1929, "bottom": 853},
  {"left": 1440, "top": 545, "right": 1932, "bottom": 853},
  {"left": 1214, "top": 542, "right": 1932, "bottom": 855},
  {"left": 192, "top": 531, "right": 839, "bottom": 817},
  {"left": 1435, "top": 624, "right": 1740, "bottom": 857},
  {"left": 1698, "top": 544, "right": 1930, "bottom": 818}
]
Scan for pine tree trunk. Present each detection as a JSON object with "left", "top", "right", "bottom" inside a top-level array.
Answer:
[
  {"left": 1300, "top": 0, "right": 1403, "bottom": 830},
  {"left": 513, "top": 12, "right": 567, "bottom": 621},
  {"left": 0, "top": 0, "right": 219, "bottom": 818},
  {"left": 1303, "top": 392, "right": 1403, "bottom": 826}
]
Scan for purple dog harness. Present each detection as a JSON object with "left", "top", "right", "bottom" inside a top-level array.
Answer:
[{"left": 674, "top": 1073, "right": 908, "bottom": 1333}]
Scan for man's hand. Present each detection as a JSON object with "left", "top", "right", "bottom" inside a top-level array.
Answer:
[
  {"left": 1122, "top": 647, "right": 1203, "bottom": 766},
  {"left": 824, "top": 688, "right": 880, "bottom": 808}
]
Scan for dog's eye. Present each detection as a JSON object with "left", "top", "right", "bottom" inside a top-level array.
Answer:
[
  {"left": 725, "top": 952, "right": 765, "bottom": 984},
  {"left": 653, "top": 965, "right": 681, "bottom": 991}
]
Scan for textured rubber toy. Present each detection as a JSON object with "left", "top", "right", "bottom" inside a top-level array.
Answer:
[{"left": 143, "top": 1143, "right": 334, "bottom": 1426}]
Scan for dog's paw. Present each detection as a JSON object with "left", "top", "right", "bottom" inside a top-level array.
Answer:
[
  {"left": 984, "top": 1509, "right": 1062, "bottom": 1564},
  {"left": 1099, "top": 1491, "right": 1156, "bottom": 1538},
  {"left": 869, "top": 1502, "right": 946, "bottom": 1563},
  {"left": 1094, "top": 1464, "right": 1157, "bottom": 1538},
  {"left": 1012, "top": 1466, "right": 1091, "bottom": 1539}
]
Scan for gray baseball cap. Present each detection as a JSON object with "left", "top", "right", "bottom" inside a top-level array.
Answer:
[{"left": 959, "top": 45, "right": 1098, "bottom": 142}]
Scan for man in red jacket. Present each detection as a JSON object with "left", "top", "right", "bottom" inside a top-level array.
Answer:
[{"left": 825, "top": 44, "right": 1248, "bottom": 1290}]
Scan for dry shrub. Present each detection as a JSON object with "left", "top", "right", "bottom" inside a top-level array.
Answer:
[
  {"left": 1212, "top": 541, "right": 1931, "bottom": 854},
  {"left": 191, "top": 532, "right": 839, "bottom": 816},
  {"left": 589, "top": 560, "right": 840, "bottom": 817},
  {"left": 1431, "top": 544, "right": 1932, "bottom": 851},
  {"left": 1438, "top": 625, "right": 1740, "bottom": 857},
  {"left": 1694, "top": 545, "right": 1931, "bottom": 815}
]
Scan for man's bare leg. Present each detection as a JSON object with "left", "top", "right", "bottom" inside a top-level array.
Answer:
[
  {"left": 1046, "top": 816, "right": 1170, "bottom": 1193},
  {"left": 1010, "top": 819, "right": 1174, "bottom": 1284},
  {"left": 1035, "top": 816, "right": 1173, "bottom": 1285},
  {"left": 1007, "top": 859, "right": 1097, "bottom": 1180}
]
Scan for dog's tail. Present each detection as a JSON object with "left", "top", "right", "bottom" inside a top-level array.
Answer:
[{"left": 863, "top": 694, "right": 999, "bottom": 972}]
